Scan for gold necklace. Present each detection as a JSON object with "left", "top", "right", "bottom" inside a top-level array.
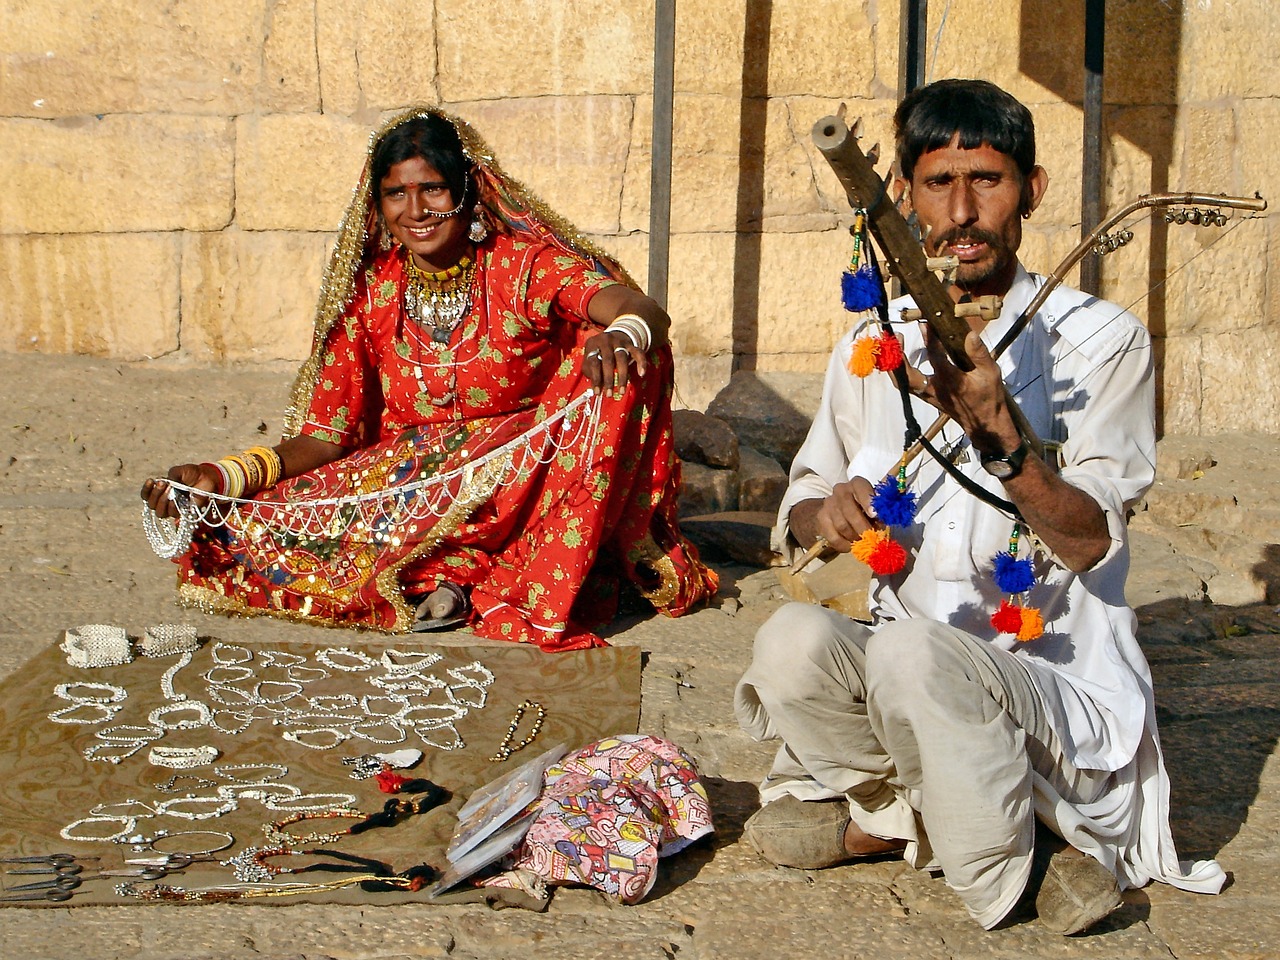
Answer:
[{"left": 403, "top": 254, "right": 477, "bottom": 345}]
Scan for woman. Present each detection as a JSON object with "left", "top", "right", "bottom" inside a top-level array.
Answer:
[{"left": 142, "top": 107, "right": 717, "bottom": 652}]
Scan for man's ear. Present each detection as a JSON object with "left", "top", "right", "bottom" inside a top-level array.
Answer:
[
  {"left": 894, "top": 173, "right": 912, "bottom": 216},
  {"left": 1022, "top": 165, "right": 1049, "bottom": 218}
]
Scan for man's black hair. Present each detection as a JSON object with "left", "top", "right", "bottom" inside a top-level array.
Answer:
[
  {"left": 371, "top": 114, "right": 470, "bottom": 203},
  {"left": 894, "top": 79, "right": 1036, "bottom": 183}
]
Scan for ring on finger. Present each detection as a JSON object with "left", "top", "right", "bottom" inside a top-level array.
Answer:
[
  {"left": 586, "top": 349, "right": 602, "bottom": 360},
  {"left": 613, "top": 346, "right": 631, "bottom": 360}
]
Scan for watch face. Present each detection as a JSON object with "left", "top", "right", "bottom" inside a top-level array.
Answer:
[{"left": 983, "top": 460, "right": 1015, "bottom": 479}]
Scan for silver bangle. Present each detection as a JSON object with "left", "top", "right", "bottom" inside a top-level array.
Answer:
[
  {"left": 149, "top": 745, "right": 220, "bottom": 769},
  {"left": 61, "top": 624, "right": 132, "bottom": 668},
  {"left": 139, "top": 623, "right": 199, "bottom": 657}
]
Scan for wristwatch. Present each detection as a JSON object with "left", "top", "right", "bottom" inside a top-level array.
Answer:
[{"left": 979, "top": 437, "right": 1031, "bottom": 480}]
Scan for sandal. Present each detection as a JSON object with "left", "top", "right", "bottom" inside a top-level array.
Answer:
[{"left": 412, "top": 581, "right": 471, "bottom": 632}]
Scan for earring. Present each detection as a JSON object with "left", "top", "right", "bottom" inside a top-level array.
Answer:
[
  {"left": 376, "top": 214, "right": 393, "bottom": 251},
  {"left": 468, "top": 206, "right": 489, "bottom": 243}
]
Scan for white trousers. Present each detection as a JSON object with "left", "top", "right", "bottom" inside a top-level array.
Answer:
[{"left": 734, "top": 602, "right": 1110, "bottom": 929}]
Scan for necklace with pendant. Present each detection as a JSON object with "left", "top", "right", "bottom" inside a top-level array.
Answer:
[
  {"left": 402, "top": 254, "right": 478, "bottom": 409},
  {"left": 403, "top": 254, "right": 476, "bottom": 345}
]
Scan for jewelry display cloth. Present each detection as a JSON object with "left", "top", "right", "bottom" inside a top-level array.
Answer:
[{"left": 0, "top": 634, "right": 640, "bottom": 907}]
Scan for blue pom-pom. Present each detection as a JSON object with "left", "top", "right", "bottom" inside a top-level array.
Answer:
[
  {"left": 992, "top": 552, "right": 1036, "bottom": 594},
  {"left": 871, "top": 474, "right": 917, "bottom": 527},
  {"left": 841, "top": 263, "right": 884, "bottom": 313}
]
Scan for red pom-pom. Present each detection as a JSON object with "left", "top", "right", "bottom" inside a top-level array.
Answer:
[
  {"left": 376, "top": 767, "right": 410, "bottom": 794},
  {"left": 991, "top": 599, "right": 1024, "bottom": 635},
  {"left": 867, "top": 536, "right": 907, "bottom": 575},
  {"left": 874, "top": 332, "right": 903, "bottom": 371}
]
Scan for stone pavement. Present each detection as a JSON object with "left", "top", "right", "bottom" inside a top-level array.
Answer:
[{"left": 1, "top": 353, "right": 1278, "bottom": 960}]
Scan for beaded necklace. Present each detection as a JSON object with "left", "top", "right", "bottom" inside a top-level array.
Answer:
[{"left": 401, "top": 252, "right": 478, "bottom": 408}]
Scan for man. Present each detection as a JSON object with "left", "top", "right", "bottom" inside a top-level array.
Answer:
[{"left": 734, "top": 79, "right": 1225, "bottom": 934}]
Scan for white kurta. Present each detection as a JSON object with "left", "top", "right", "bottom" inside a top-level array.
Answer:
[{"left": 773, "top": 265, "right": 1223, "bottom": 895}]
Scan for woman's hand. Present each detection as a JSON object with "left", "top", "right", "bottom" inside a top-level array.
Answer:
[
  {"left": 583, "top": 330, "right": 647, "bottom": 392},
  {"left": 141, "top": 464, "right": 218, "bottom": 519}
]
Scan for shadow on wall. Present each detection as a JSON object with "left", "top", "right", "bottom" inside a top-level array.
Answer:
[
  {"left": 1019, "top": 1, "right": 1183, "bottom": 437},
  {"left": 732, "top": 0, "right": 773, "bottom": 374},
  {"left": 1138, "top": 542, "right": 1280, "bottom": 865}
]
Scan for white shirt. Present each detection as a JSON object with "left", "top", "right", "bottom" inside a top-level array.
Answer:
[{"left": 778, "top": 265, "right": 1224, "bottom": 893}]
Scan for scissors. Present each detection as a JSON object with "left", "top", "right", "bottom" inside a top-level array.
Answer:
[
  {"left": 0, "top": 887, "right": 75, "bottom": 903},
  {"left": 87, "top": 866, "right": 170, "bottom": 880},
  {"left": 4, "top": 861, "right": 83, "bottom": 876},
  {"left": 2, "top": 875, "right": 81, "bottom": 900},
  {"left": 1, "top": 853, "right": 96, "bottom": 873}
]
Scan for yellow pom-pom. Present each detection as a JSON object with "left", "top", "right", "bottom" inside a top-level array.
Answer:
[
  {"left": 1016, "top": 606, "right": 1044, "bottom": 642},
  {"left": 848, "top": 336, "right": 879, "bottom": 378}
]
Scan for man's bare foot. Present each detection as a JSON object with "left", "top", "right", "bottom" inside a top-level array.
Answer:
[
  {"left": 422, "top": 584, "right": 464, "bottom": 620},
  {"left": 843, "top": 819, "right": 907, "bottom": 857}
]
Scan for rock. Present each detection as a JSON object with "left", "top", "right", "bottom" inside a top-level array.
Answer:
[
  {"left": 678, "top": 461, "right": 739, "bottom": 518},
  {"left": 738, "top": 445, "right": 788, "bottom": 515},
  {"left": 673, "top": 409, "right": 740, "bottom": 469},
  {"left": 775, "top": 551, "right": 872, "bottom": 622},
  {"left": 679, "top": 511, "right": 777, "bottom": 568},
  {"left": 707, "top": 371, "right": 824, "bottom": 469}
]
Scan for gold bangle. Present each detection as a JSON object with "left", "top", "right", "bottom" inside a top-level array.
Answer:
[
  {"left": 225, "top": 454, "right": 261, "bottom": 493},
  {"left": 244, "top": 446, "right": 282, "bottom": 488}
]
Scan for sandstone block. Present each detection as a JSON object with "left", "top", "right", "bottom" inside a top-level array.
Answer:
[
  {"left": 235, "top": 114, "right": 373, "bottom": 232},
  {"left": 1237, "top": 99, "right": 1280, "bottom": 212},
  {"left": 449, "top": 97, "right": 634, "bottom": 236},
  {"left": 315, "top": 0, "right": 437, "bottom": 118},
  {"left": 0, "top": 115, "right": 233, "bottom": 234},
  {"left": 671, "top": 352, "right": 734, "bottom": 414},
  {"left": 760, "top": 0, "right": 876, "bottom": 98},
  {"left": 738, "top": 444, "right": 787, "bottom": 515},
  {"left": 1155, "top": 335, "right": 1203, "bottom": 436},
  {"left": 707, "top": 370, "right": 824, "bottom": 468},
  {"left": 751, "top": 229, "right": 865, "bottom": 371},
  {"left": 666, "top": 232, "right": 735, "bottom": 357},
  {"left": 1025, "top": 101, "right": 1086, "bottom": 228},
  {"left": 1162, "top": 224, "right": 1267, "bottom": 336},
  {"left": 672, "top": 410, "right": 740, "bottom": 469},
  {"left": 1171, "top": 105, "right": 1239, "bottom": 196},
  {"left": 1181, "top": 0, "right": 1278, "bottom": 101},
  {"left": 0, "top": 234, "right": 180, "bottom": 358},
  {"left": 678, "top": 510, "right": 777, "bottom": 568},
  {"left": 1200, "top": 330, "right": 1280, "bottom": 436},
  {"left": 673, "top": 0, "right": 751, "bottom": 96},
  {"left": 179, "top": 230, "right": 331, "bottom": 363},
  {"left": 677, "top": 461, "right": 738, "bottom": 517},
  {"left": 437, "top": 1, "right": 650, "bottom": 100},
  {"left": 624, "top": 94, "right": 843, "bottom": 236},
  {"left": 0, "top": 1, "right": 317, "bottom": 117}
]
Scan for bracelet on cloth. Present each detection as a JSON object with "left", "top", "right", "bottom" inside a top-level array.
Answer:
[
  {"left": 61, "top": 624, "right": 133, "bottom": 668},
  {"left": 149, "top": 745, "right": 220, "bottom": 769},
  {"left": 139, "top": 623, "right": 199, "bottom": 658}
]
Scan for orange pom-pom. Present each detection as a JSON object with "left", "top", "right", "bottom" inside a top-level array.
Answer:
[
  {"left": 848, "top": 336, "right": 879, "bottom": 377},
  {"left": 1016, "top": 606, "right": 1044, "bottom": 642},
  {"left": 850, "top": 529, "right": 906, "bottom": 575},
  {"left": 850, "top": 528, "right": 880, "bottom": 564},
  {"left": 991, "top": 599, "right": 1023, "bottom": 635},
  {"left": 874, "top": 332, "right": 903, "bottom": 371}
]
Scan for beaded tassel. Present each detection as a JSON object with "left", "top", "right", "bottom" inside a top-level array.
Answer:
[{"left": 990, "top": 524, "right": 1043, "bottom": 641}]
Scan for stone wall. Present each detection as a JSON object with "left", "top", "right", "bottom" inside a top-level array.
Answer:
[{"left": 0, "top": 1, "right": 1275, "bottom": 432}]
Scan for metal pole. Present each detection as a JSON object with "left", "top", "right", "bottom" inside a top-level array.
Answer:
[
  {"left": 1080, "top": 0, "right": 1105, "bottom": 295},
  {"left": 898, "top": 0, "right": 928, "bottom": 96},
  {"left": 648, "top": 0, "right": 676, "bottom": 308}
]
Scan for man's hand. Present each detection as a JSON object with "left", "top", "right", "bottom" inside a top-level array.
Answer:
[
  {"left": 910, "top": 325, "right": 1021, "bottom": 457},
  {"left": 790, "top": 477, "right": 879, "bottom": 553}
]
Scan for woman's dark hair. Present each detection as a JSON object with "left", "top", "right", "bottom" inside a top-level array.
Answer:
[
  {"left": 371, "top": 114, "right": 471, "bottom": 203},
  {"left": 894, "top": 79, "right": 1036, "bottom": 183}
]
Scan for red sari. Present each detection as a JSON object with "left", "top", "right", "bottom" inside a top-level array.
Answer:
[{"left": 177, "top": 233, "right": 717, "bottom": 650}]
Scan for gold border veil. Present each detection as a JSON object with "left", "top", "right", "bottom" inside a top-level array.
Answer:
[{"left": 283, "top": 105, "right": 638, "bottom": 438}]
